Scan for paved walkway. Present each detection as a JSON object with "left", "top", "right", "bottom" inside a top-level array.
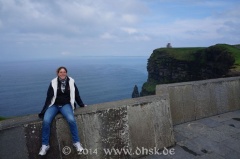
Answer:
[{"left": 141, "top": 110, "right": 240, "bottom": 159}]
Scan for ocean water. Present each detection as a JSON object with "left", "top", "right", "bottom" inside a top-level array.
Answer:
[{"left": 0, "top": 56, "right": 148, "bottom": 117}]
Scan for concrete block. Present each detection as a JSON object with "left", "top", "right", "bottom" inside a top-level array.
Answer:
[
  {"left": 128, "top": 103, "right": 153, "bottom": 150},
  {"left": 24, "top": 121, "right": 60, "bottom": 159},
  {"left": 56, "top": 106, "right": 130, "bottom": 159},
  {"left": 193, "top": 83, "right": 212, "bottom": 120},
  {"left": 156, "top": 85, "right": 168, "bottom": 96},
  {"left": 208, "top": 83, "right": 219, "bottom": 115},
  {"left": 0, "top": 126, "right": 28, "bottom": 159},
  {"left": 0, "top": 114, "right": 39, "bottom": 130},
  {"left": 225, "top": 80, "right": 240, "bottom": 111},
  {"left": 168, "top": 86, "right": 184, "bottom": 125},
  {"left": 77, "top": 113, "right": 102, "bottom": 159},
  {"left": 211, "top": 82, "right": 229, "bottom": 114},
  {"left": 0, "top": 95, "right": 174, "bottom": 159},
  {"left": 55, "top": 117, "right": 79, "bottom": 159},
  {"left": 95, "top": 106, "right": 129, "bottom": 159},
  {"left": 180, "top": 85, "right": 196, "bottom": 123},
  {"left": 128, "top": 98, "right": 174, "bottom": 158},
  {"left": 156, "top": 77, "right": 240, "bottom": 126}
]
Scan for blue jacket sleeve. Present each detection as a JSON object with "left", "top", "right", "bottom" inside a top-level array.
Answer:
[
  {"left": 38, "top": 83, "right": 54, "bottom": 119},
  {"left": 74, "top": 83, "right": 85, "bottom": 107}
]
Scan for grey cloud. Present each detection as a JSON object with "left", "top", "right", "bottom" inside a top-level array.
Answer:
[
  {"left": 0, "top": 0, "right": 239, "bottom": 60},
  {"left": 0, "top": 0, "right": 150, "bottom": 59},
  {"left": 0, "top": 0, "right": 145, "bottom": 36}
]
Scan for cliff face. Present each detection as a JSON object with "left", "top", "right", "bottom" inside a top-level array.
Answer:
[{"left": 140, "top": 44, "right": 239, "bottom": 96}]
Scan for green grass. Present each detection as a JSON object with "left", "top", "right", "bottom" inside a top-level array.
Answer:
[
  {"left": 215, "top": 44, "right": 240, "bottom": 70},
  {"left": 153, "top": 47, "right": 205, "bottom": 61},
  {"left": 142, "top": 82, "right": 156, "bottom": 94},
  {"left": 168, "top": 47, "right": 205, "bottom": 61},
  {"left": 153, "top": 44, "right": 240, "bottom": 70},
  {"left": 143, "top": 43, "right": 240, "bottom": 96},
  {"left": 0, "top": 116, "right": 7, "bottom": 121}
]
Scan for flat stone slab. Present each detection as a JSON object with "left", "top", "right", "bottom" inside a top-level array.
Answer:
[
  {"left": 142, "top": 110, "right": 240, "bottom": 159},
  {"left": 195, "top": 117, "right": 222, "bottom": 128},
  {"left": 222, "top": 119, "right": 240, "bottom": 129}
]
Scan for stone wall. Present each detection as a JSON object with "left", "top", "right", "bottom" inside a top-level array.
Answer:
[
  {"left": 156, "top": 76, "right": 240, "bottom": 125},
  {"left": 2, "top": 76, "right": 240, "bottom": 159},
  {"left": 0, "top": 95, "right": 174, "bottom": 159}
]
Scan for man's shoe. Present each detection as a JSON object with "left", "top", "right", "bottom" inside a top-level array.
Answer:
[
  {"left": 39, "top": 145, "right": 50, "bottom": 156},
  {"left": 73, "top": 142, "right": 84, "bottom": 153}
]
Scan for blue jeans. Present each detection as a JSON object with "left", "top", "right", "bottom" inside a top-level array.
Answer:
[{"left": 41, "top": 104, "right": 80, "bottom": 145}]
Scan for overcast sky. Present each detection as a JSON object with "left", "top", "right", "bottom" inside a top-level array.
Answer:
[{"left": 0, "top": 0, "right": 239, "bottom": 60}]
